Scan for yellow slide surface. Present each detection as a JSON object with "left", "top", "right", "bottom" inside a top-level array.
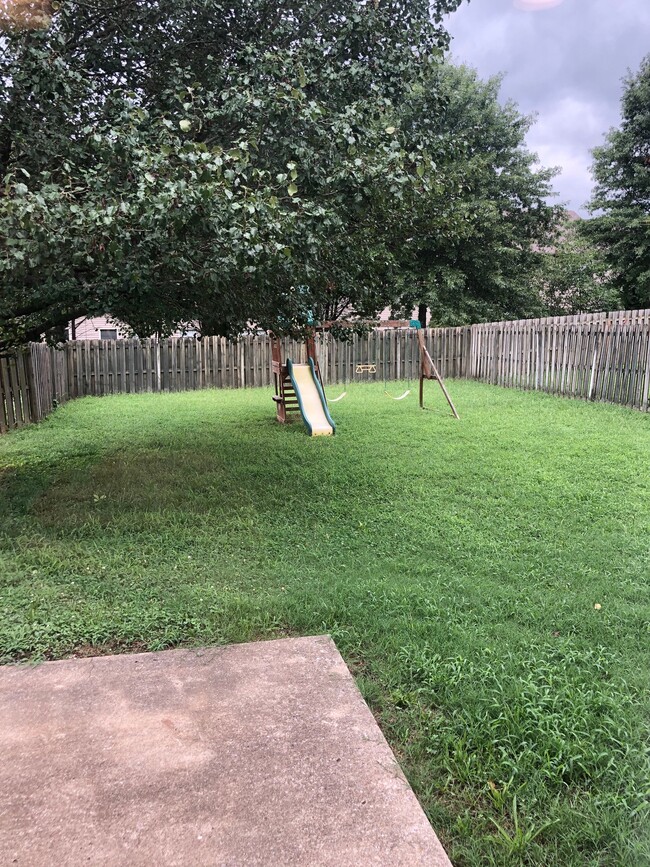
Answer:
[{"left": 290, "top": 362, "right": 335, "bottom": 436}]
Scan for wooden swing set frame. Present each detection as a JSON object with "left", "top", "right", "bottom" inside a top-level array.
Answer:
[
  {"left": 325, "top": 319, "right": 460, "bottom": 419},
  {"left": 414, "top": 327, "right": 460, "bottom": 419},
  {"left": 271, "top": 320, "right": 459, "bottom": 424}
]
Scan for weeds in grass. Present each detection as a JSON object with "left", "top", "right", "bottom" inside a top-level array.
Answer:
[
  {"left": 486, "top": 777, "right": 514, "bottom": 813},
  {"left": 488, "top": 795, "right": 557, "bottom": 861},
  {"left": 398, "top": 642, "right": 642, "bottom": 801}
]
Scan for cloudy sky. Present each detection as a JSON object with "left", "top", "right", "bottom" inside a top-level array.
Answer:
[{"left": 445, "top": 0, "right": 650, "bottom": 215}]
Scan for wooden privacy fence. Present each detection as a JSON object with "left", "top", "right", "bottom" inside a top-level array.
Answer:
[
  {"left": 0, "top": 344, "right": 70, "bottom": 432},
  {"left": 61, "top": 328, "right": 469, "bottom": 398},
  {"left": 1, "top": 309, "right": 649, "bottom": 432},
  {"left": 470, "top": 310, "right": 650, "bottom": 411},
  {"left": 0, "top": 328, "right": 468, "bottom": 432}
]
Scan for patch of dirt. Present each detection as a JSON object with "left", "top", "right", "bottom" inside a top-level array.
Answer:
[
  {"left": 67, "top": 640, "right": 150, "bottom": 659},
  {"left": 3, "top": 640, "right": 152, "bottom": 664}
]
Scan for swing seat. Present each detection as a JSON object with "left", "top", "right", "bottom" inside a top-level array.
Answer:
[
  {"left": 329, "top": 391, "right": 348, "bottom": 403},
  {"left": 385, "top": 389, "right": 411, "bottom": 401}
]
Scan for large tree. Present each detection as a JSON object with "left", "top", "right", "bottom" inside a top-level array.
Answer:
[
  {"left": 391, "top": 63, "right": 561, "bottom": 325},
  {"left": 582, "top": 55, "right": 650, "bottom": 309},
  {"left": 0, "top": 0, "right": 464, "bottom": 351}
]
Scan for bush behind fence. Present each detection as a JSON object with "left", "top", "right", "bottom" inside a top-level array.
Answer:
[{"left": 2, "top": 309, "right": 649, "bottom": 432}]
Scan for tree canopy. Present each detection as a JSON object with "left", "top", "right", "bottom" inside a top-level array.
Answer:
[
  {"left": 0, "top": 0, "right": 466, "bottom": 350},
  {"left": 390, "top": 63, "right": 561, "bottom": 325},
  {"left": 583, "top": 54, "right": 650, "bottom": 310},
  {"left": 533, "top": 216, "right": 619, "bottom": 317},
  {"left": 1, "top": 0, "right": 567, "bottom": 351}
]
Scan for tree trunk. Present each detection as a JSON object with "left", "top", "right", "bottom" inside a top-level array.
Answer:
[{"left": 417, "top": 303, "right": 427, "bottom": 329}]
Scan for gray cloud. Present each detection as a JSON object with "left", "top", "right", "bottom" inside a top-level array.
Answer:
[{"left": 445, "top": 0, "right": 650, "bottom": 213}]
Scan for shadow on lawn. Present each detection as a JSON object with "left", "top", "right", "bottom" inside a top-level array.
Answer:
[{"left": 26, "top": 421, "right": 376, "bottom": 533}]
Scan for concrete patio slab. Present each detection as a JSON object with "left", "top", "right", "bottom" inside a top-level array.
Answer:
[{"left": 0, "top": 635, "right": 451, "bottom": 866}]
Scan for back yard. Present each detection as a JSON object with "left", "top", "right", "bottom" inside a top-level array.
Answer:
[{"left": 1, "top": 382, "right": 648, "bottom": 865}]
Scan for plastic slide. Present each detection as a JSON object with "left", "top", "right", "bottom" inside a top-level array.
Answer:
[{"left": 287, "top": 358, "right": 336, "bottom": 436}]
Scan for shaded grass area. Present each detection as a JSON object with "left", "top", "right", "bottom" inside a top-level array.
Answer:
[{"left": 1, "top": 381, "right": 649, "bottom": 865}]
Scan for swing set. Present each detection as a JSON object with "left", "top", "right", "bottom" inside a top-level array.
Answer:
[
  {"left": 323, "top": 319, "right": 459, "bottom": 418},
  {"left": 271, "top": 319, "right": 458, "bottom": 436}
]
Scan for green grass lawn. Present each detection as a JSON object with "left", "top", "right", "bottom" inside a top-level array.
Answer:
[{"left": 1, "top": 381, "right": 649, "bottom": 865}]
